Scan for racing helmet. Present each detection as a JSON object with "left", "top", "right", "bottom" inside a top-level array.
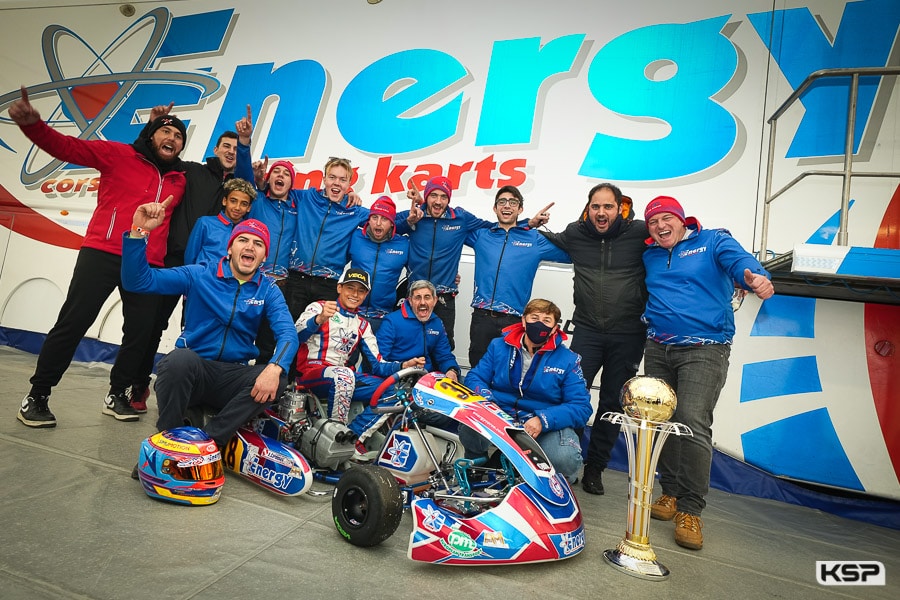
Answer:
[{"left": 137, "top": 427, "right": 224, "bottom": 506}]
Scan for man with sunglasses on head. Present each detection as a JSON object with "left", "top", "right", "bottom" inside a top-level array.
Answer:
[
  {"left": 233, "top": 107, "right": 367, "bottom": 325},
  {"left": 464, "top": 186, "right": 570, "bottom": 367}
]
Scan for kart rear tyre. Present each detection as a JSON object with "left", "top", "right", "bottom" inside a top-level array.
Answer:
[{"left": 332, "top": 464, "right": 403, "bottom": 547}]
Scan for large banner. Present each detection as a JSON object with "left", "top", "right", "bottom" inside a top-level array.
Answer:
[{"left": 0, "top": 0, "right": 898, "bottom": 499}]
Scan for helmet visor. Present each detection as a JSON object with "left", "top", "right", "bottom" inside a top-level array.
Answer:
[{"left": 163, "top": 454, "right": 224, "bottom": 481}]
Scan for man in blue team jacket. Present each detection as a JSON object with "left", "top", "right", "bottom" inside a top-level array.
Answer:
[{"left": 122, "top": 199, "right": 297, "bottom": 449}]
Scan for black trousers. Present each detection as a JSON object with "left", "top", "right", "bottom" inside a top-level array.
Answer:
[
  {"left": 29, "top": 247, "right": 160, "bottom": 397},
  {"left": 154, "top": 348, "right": 285, "bottom": 448},
  {"left": 287, "top": 271, "right": 339, "bottom": 320},
  {"left": 467, "top": 308, "right": 520, "bottom": 368},
  {"left": 433, "top": 293, "right": 457, "bottom": 351},
  {"left": 570, "top": 326, "right": 646, "bottom": 470}
]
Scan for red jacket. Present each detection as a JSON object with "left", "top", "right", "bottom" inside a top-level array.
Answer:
[{"left": 21, "top": 121, "right": 185, "bottom": 266}]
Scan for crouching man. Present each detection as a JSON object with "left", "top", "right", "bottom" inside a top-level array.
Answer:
[
  {"left": 121, "top": 199, "right": 298, "bottom": 450},
  {"left": 460, "top": 298, "right": 592, "bottom": 483}
]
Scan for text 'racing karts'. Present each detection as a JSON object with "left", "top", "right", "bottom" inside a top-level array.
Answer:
[{"left": 221, "top": 368, "right": 585, "bottom": 565}]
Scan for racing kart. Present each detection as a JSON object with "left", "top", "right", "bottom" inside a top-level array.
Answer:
[{"left": 220, "top": 368, "right": 585, "bottom": 565}]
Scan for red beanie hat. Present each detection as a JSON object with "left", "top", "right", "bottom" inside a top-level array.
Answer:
[
  {"left": 370, "top": 195, "right": 397, "bottom": 221},
  {"left": 227, "top": 219, "right": 270, "bottom": 257},
  {"left": 644, "top": 196, "right": 686, "bottom": 224},
  {"left": 266, "top": 160, "right": 296, "bottom": 187},
  {"left": 422, "top": 176, "right": 453, "bottom": 204}
]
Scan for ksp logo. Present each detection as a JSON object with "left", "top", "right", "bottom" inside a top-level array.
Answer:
[{"left": 816, "top": 561, "right": 885, "bottom": 586}]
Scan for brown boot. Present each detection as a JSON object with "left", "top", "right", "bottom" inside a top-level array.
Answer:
[
  {"left": 673, "top": 512, "right": 704, "bottom": 550},
  {"left": 650, "top": 494, "right": 677, "bottom": 520}
]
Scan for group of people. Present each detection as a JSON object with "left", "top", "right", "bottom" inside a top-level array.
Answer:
[{"left": 9, "top": 87, "right": 775, "bottom": 552}]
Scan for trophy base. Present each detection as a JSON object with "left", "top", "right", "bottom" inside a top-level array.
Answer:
[{"left": 603, "top": 548, "right": 670, "bottom": 580}]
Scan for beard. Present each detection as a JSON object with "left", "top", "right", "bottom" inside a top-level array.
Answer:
[{"left": 149, "top": 137, "right": 179, "bottom": 166}]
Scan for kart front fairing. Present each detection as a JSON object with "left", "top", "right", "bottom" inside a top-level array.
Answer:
[{"left": 401, "top": 373, "right": 584, "bottom": 565}]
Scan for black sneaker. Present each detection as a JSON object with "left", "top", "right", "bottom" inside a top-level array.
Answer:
[
  {"left": 102, "top": 391, "right": 140, "bottom": 422},
  {"left": 581, "top": 464, "right": 605, "bottom": 495},
  {"left": 17, "top": 394, "right": 57, "bottom": 428}
]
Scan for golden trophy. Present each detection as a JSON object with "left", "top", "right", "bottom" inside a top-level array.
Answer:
[{"left": 601, "top": 376, "right": 692, "bottom": 580}]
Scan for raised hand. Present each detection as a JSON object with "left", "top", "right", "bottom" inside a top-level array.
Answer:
[
  {"left": 132, "top": 196, "right": 174, "bottom": 232},
  {"left": 316, "top": 300, "right": 338, "bottom": 325},
  {"left": 528, "top": 202, "right": 555, "bottom": 228},
  {"left": 235, "top": 104, "right": 254, "bottom": 144},
  {"left": 8, "top": 86, "right": 40, "bottom": 127},
  {"left": 744, "top": 268, "right": 774, "bottom": 300},
  {"left": 406, "top": 179, "right": 424, "bottom": 224},
  {"left": 148, "top": 102, "right": 174, "bottom": 123}
]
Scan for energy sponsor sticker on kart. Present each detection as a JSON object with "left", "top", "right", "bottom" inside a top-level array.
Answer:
[
  {"left": 440, "top": 527, "right": 483, "bottom": 559},
  {"left": 550, "top": 527, "right": 585, "bottom": 558}
]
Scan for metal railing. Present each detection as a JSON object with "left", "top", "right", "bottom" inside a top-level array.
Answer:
[{"left": 759, "top": 66, "right": 900, "bottom": 259}]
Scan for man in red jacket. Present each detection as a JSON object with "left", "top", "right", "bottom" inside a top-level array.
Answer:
[{"left": 8, "top": 86, "right": 186, "bottom": 428}]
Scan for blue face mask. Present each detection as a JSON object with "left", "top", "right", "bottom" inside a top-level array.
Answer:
[{"left": 525, "top": 320, "right": 554, "bottom": 345}]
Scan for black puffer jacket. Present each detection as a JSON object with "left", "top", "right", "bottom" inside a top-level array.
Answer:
[
  {"left": 165, "top": 157, "right": 230, "bottom": 266},
  {"left": 541, "top": 216, "right": 648, "bottom": 335}
]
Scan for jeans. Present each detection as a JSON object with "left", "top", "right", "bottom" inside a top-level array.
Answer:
[
  {"left": 154, "top": 348, "right": 284, "bottom": 448},
  {"left": 459, "top": 424, "right": 583, "bottom": 482},
  {"left": 643, "top": 340, "right": 730, "bottom": 516},
  {"left": 569, "top": 327, "right": 646, "bottom": 470}
]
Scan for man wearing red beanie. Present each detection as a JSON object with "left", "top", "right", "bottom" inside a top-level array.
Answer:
[
  {"left": 349, "top": 195, "right": 410, "bottom": 333},
  {"left": 642, "top": 195, "right": 774, "bottom": 551},
  {"left": 395, "top": 176, "right": 494, "bottom": 349},
  {"left": 122, "top": 201, "right": 296, "bottom": 451}
]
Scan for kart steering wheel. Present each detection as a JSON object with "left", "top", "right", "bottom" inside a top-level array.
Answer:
[{"left": 369, "top": 367, "right": 428, "bottom": 407}]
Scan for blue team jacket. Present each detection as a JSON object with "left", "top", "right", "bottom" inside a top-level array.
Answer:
[
  {"left": 373, "top": 299, "right": 460, "bottom": 374},
  {"left": 464, "top": 323, "right": 592, "bottom": 432},
  {"left": 395, "top": 206, "right": 493, "bottom": 294},
  {"left": 466, "top": 224, "right": 571, "bottom": 315},
  {"left": 642, "top": 221, "right": 770, "bottom": 345},
  {"left": 292, "top": 188, "right": 369, "bottom": 279},
  {"left": 234, "top": 142, "right": 299, "bottom": 275},
  {"left": 184, "top": 212, "right": 237, "bottom": 266},
  {"left": 349, "top": 225, "right": 409, "bottom": 319},
  {"left": 121, "top": 233, "right": 298, "bottom": 372}
]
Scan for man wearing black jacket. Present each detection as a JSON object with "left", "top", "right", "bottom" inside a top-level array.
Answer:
[
  {"left": 128, "top": 102, "right": 239, "bottom": 412},
  {"left": 540, "top": 183, "right": 648, "bottom": 495}
]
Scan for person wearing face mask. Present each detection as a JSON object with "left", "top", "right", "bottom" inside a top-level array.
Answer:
[{"left": 459, "top": 298, "right": 592, "bottom": 483}]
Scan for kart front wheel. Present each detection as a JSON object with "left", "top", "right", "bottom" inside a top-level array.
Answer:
[{"left": 332, "top": 464, "right": 403, "bottom": 547}]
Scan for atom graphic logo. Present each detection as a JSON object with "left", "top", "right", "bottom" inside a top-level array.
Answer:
[
  {"left": 0, "top": 7, "right": 221, "bottom": 186},
  {"left": 0, "top": 6, "right": 232, "bottom": 248}
]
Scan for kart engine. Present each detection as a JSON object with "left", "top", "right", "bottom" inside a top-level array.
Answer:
[{"left": 279, "top": 390, "right": 356, "bottom": 470}]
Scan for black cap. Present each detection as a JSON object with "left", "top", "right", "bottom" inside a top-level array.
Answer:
[{"left": 338, "top": 268, "right": 370, "bottom": 290}]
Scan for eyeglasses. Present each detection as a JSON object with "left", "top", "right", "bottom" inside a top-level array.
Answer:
[
  {"left": 327, "top": 156, "right": 352, "bottom": 165},
  {"left": 495, "top": 198, "right": 521, "bottom": 207}
]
